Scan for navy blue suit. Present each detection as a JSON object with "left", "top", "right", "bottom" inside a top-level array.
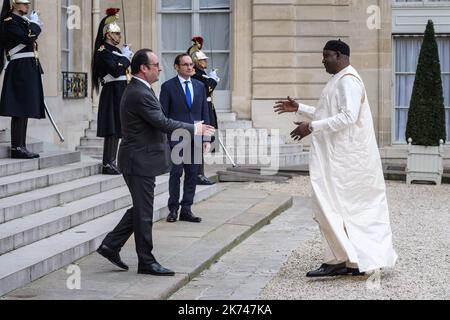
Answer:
[{"left": 160, "top": 76, "right": 210, "bottom": 213}]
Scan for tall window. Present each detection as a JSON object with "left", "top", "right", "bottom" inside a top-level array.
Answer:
[
  {"left": 61, "top": 0, "right": 72, "bottom": 72},
  {"left": 158, "top": 0, "right": 231, "bottom": 111},
  {"left": 394, "top": 0, "right": 450, "bottom": 4},
  {"left": 394, "top": 36, "right": 450, "bottom": 143}
]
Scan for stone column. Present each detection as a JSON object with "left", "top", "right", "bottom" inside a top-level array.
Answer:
[
  {"left": 91, "top": 0, "right": 100, "bottom": 114},
  {"left": 232, "top": 0, "right": 252, "bottom": 119}
]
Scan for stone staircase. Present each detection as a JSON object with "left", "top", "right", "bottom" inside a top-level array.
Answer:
[
  {"left": 78, "top": 113, "right": 309, "bottom": 167},
  {"left": 0, "top": 140, "right": 220, "bottom": 297}
]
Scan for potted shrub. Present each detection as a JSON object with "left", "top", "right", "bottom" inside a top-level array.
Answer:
[{"left": 405, "top": 20, "right": 446, "bottom": 185}]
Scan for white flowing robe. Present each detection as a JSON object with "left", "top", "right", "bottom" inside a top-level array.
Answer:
[{"left": 298, "top": 65, "right": 398, "bottom": 272}]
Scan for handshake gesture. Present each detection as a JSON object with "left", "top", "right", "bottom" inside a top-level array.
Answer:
[
  {"left": 274, "top": 96, "right": 312, "bottom": 142},
  {"left": 273, "top": 96, "right": 300, "bottom": 114},
  {"left": 195, "top": 121, "right": 215, "bottom": 137},
  {"left": 121, "top": 45, "right": 134, "bottom": 60}
]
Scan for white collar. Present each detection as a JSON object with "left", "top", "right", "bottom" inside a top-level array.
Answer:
[
  {"left": 178, "top": 76, "right": 192, "bottom": 84},
  {"left": 133, "top": 76, "right": 152, "bottom": 91}
]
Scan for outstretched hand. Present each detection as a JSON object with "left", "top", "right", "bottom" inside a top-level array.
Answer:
[
  {"left": 195, "top": 121, "right": 216, "bottom": 137},
  {"left": 291, "top": 122, "right": 312, "bottom": 142},
  {"left": 274, "top": 96, "right": 299, "bottom": 115}
]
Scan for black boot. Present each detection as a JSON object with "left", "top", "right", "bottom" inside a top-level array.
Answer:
[
  {"left": 102, "top": 136, "right": 121, "bottom": 175},
  {"left": 11, "top": 118, "right": 39, "bottom": 159},
  {"left": 197, "top": 155, "right": 215, "bottom": 186}
]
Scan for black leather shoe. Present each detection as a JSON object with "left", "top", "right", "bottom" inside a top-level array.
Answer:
[
  {"left": 138, "top": 262, "right": 175, "bottom": 276},
  {"left": 11, "top": 147, "right": 40, "bottom": 159},
  {"left": 197, "top": 175, "right": 215, "bottom": 186},
  {"left": 347, "top": 268, "right": 366, "bottom": 276},
  {"left": 180, "top": 210, "right": 202, "bottom": 223},
  {"left": 306, "top": 263, "right": 348, "bottom": 278},
  {"left": 102, "top": 163, "right": 121, "bottom": 175},
  {"left": 97, "top": 244, "right": 129, "bottom": 271},
  {"left": 166, "top": 210, "right": 178, "bottom": 223}
]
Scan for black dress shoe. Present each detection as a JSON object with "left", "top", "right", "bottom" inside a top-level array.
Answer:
[
  {"left": 166, "top": 210, "right": 178, "bottom": 223},
  {"left": 306, "top": 263, "right": 348, "bottom": 278},
  {"left": 197, "top": 175, "right": 215, "bottom": 186},
  {"left": 179, "top": 210, "right": 202, "bottom": 223},
  {"left": 347, "top": 268, "right": 366, "bottom": 276},
  {"left": 138, "top": 262, "right": 175, "bottom": 276},
  {"left": 97, "top": 244, "right": 129, "bottom": 271},
  {"left": 102, "top": 163, "right": 121, "bottom": 175},
  {"left": 11, "top": 147, "right": 40, "bottom": 159}
]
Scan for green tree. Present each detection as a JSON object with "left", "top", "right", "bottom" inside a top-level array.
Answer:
[{"left": 405, "top": 20, "right": 446, "bottom": 146}]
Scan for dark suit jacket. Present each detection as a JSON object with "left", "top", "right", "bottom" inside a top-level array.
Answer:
[
  {"left": 118, "top": 78, "right": 195, "bottom": 177},
  {"left": 159, "top": 76, "right": 210, "bottom": 147}
]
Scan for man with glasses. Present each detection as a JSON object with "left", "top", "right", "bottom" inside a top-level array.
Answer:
[
  {"left": 160, "top": 53, "right": 211, "bottom": 224},
  {"left": 0, "top": 0, "right": 45, "bottom": 159},
  {"left": 97, "top": 49, "right": 215, "bottom": 276}
]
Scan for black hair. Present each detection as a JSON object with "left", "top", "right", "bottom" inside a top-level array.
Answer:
[
  {"left": 174, "top": 53, "right": 191, "bottom": 66},
  {"left": 131, "top": 49, "right": 153, "bottom": 75}
]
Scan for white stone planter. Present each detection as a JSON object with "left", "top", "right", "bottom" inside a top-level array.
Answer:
[{"left": 407, "top": 139, "right": 444, "bottom": 185}]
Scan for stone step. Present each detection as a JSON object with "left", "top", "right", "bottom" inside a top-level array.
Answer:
[
  {"left": 0, "top": 151, "right": 81, "bottom": 178},
  {"left": 218, "top": 120, "right": 253, "bottom": 130},
  {"left": 213, "top": 143, "right": 304, "bottom": 154},
  {"left": 0, "top": 183, "right": 220, "bottom": 297},
  {"left": 0, "top": 174, "right": 125, "bottom": 224},
  {"left": 216, "top": 112, "right": 237, "bottom": 122},
  {"left": 84, "top": 129, "right": 97, "bottom": 138},
  {"left": 0, "top": 175, "right": 172, "bottom": 256},
  {"left": 0, "top": 139, "right": 44, "bottom": 159},
  {"left": 205, "top": 151, "right": 310, "bottom": 167},
  {"left": 76, "top": 145, "right": 103, "bottom": 157},
  {"left": 0, "top": 161, "right": 100, "bottom": 200},
  {"left": 79, "top": 136, "right": 294, "bottom": 150},
  {"left": 80, "top": 137, "right": 104, "bottom": 147}
]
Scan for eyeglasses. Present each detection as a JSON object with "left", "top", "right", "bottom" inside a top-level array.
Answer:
[
  {"left": 147, "top": 63, "right": 160, "bottom": 69},
  {"left": 179, "top": 63, "right": 194, "bottom": 68}
]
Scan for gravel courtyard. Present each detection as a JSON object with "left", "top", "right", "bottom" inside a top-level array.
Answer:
[{"left": 245, "top": 176, "right": 450, "bottom": 300}]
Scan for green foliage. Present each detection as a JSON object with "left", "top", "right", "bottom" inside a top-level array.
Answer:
[{"left": 406, "top": 20, "right": 446, "bottom": 146}]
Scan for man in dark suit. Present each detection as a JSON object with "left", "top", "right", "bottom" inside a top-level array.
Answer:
[
  {"left": 97, "top": 49, "right": 215, "bottom": 276},
  {"left": 160, "top": 54, "right": 211, "bottom": 224}
]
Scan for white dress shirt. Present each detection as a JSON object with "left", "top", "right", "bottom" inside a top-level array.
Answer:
[{"left": 178, "top": 76, "right": 194, "bottom": 105}]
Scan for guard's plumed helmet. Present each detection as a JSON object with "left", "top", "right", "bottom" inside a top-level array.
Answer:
[
  {"left": 12, "top": 0, "right": 31, "bottom": 5},
  {"left": 103, "top": 8, "right": 121, "bottom": 36},
  {"left": 192, "top": 50, "right": 209, "bottom": 62}
]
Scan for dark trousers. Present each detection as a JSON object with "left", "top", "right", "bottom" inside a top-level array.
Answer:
[
  {"left": 168, "top": 162, "right": 200, "bottom": 213},
  {"left": 102, "top": 175, "right": 156, "bottom": 266},
  {"left": 11, "top": 117, "right": 28, "bottom": 148},
  {"left": 103, "top": 136, "right": 120, "bottom": 166}
]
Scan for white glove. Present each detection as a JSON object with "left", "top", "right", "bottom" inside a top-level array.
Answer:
[
  {"left": 121, "top": 45, "right": 133, "bottom": 60},
  {"left": 208, "top": 69, "right": 220, "bottom": 82},
  {"left": 29, "top": 11, "right": 42, "bottom": 26}
]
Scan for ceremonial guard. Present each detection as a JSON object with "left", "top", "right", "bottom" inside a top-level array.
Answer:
[
  {"left": 0, "top": 0, "right": 45, "bottom": 159},
  {"left": 92, "top": 8, "right": 132, "bottom": 175},
  {"left": 188, "top": 37, "right": 220, "bottom": 185}
]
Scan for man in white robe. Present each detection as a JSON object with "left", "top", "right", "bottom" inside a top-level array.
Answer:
[{"left": 274, "top": 40, "right": 398, "bottom": 277}]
